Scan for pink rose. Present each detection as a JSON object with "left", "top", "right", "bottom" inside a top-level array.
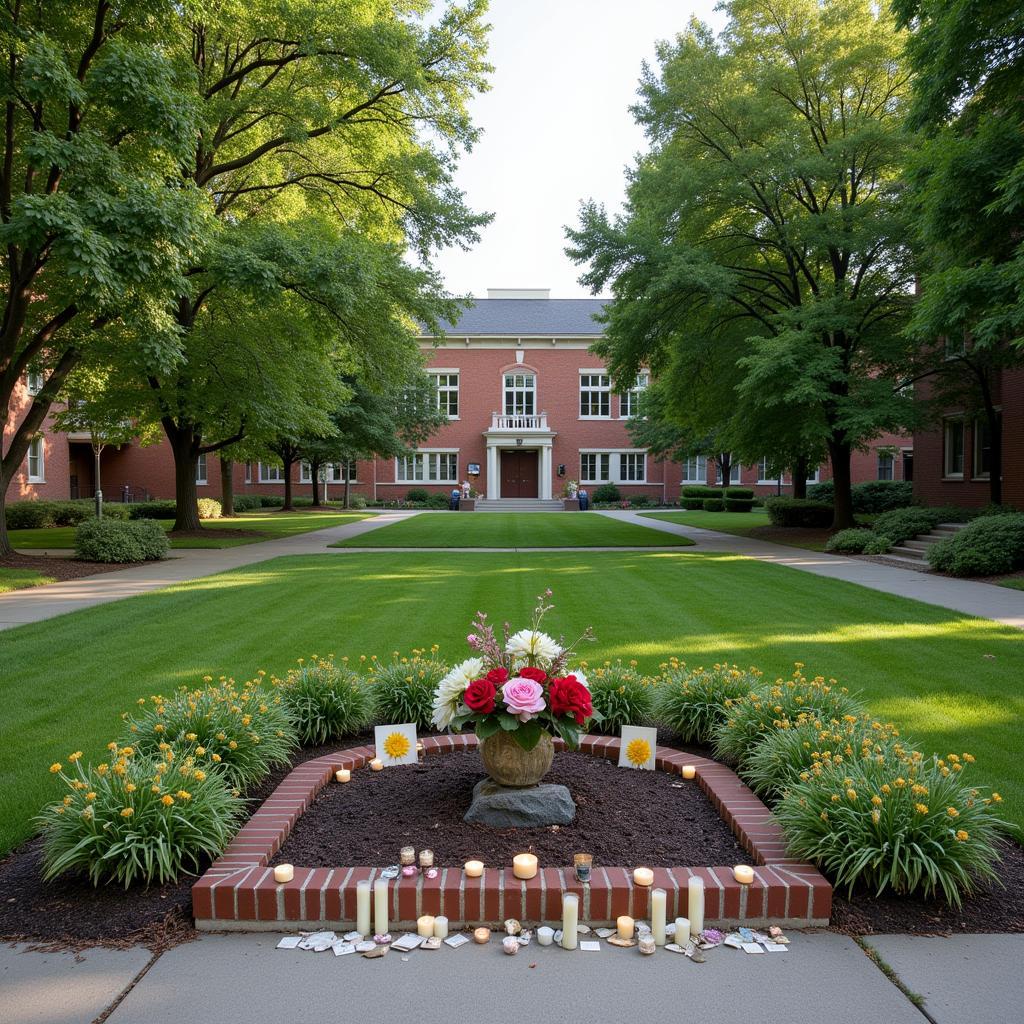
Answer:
[{"left": 501, "top": 677, "right": 546, "bottom": 722}]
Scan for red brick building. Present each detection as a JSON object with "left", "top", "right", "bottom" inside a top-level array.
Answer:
[{"left": 5, "top": 289, "right": 912, "bottom": 506}]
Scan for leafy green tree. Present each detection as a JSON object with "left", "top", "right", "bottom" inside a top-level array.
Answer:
[
  {"left": 0, "top": 0, "right": 202, "bottom": 554},
  {"left": 567, "top": 0, "right": 917, "bottom": 528}
]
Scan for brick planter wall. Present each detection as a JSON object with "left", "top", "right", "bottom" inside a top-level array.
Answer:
[{"left": 192, "top": 735, "right": 831, "bottom": 931}]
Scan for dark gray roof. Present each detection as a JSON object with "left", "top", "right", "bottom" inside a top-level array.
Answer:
[{"left": 425, "top": 298, "right": 608, "bottom": 337}]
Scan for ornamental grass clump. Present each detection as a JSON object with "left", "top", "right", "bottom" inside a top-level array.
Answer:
[
  {"left": 774, "top": 751, "right": 1013, "bottom": 905},
  {"left": 586, "top": 659, "right": 655, "bottom": 733},
  {"left": 741, "top": 712, "right": 910, "bottom": 802},
  {"left": 369, "top": 647, "right": 449, "bottom": 731},
  {"left": 38, "top": 745, "right": 243, "bottom": 887},
  {"left": 653, "top": 660, "right": 764, "bottom": 744},
  {"left": 121, "top": 676, "right": 296, "bottom": 788},
  {"left": 712, "top": 665, "right": 865, "bottom": 769},
  {"left": 274, "top": 655, "right": 375, "bottom": 745}
]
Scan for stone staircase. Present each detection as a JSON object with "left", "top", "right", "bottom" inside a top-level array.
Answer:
[
  {"left": 475, "top": 498, "right": 565, "bottom": 512},
  {"left": 888, "top": 522, "right": 967, "bottom": 564}
]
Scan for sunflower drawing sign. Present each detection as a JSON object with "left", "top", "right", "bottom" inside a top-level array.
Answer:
[
  {"left": 374, "top": 723, "right": 419, "bottom": 767},
  {"left": 618, "top": 725, "right": 657, "bottom": 771}
]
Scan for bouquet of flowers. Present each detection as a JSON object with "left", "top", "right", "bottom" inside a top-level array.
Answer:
[{"left": 431, "top": 591, "right": 600, "bottom": 751}]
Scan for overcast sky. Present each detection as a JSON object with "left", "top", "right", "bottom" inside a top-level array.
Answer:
[{"left": 430, "top": 1, "right": 724, "bottom": 299}]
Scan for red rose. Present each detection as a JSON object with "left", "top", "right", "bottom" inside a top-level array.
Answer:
[
  {"left": 464, "top": 678, "right": 497, "bottom": 714},
  {"left": 518, "top": 667, "right": 548, "bottom": 685},
  {"left": 485, "top": 667, "right": 509, "bottom": 685},
  {"left": 549, "top": 676, "right": 592, "bottom": 725}
]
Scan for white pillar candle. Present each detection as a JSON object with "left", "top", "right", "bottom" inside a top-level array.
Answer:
[
  {"left": 433, "top": 916, "right": 449, "bottom": 939},
  {"left": 417, "top": 915, "right": 435, "bottom": 938},
  {"left": 651, "top": 888, "right": 667, "bottom": 946},
  {"left": 273, "top": 863, "right": 293, "bottom": 883},
  {"left": 513, "top": 853, "right": 538, "bottom": 880},
  {"left": 464, "top": 859, "right": 484, "bottom": 878},
  {"left": 633, "top": 866, "right": 654, "bottom": 887},
  {"left": 536, "top": 926, "right": 554, "bottom": 946},
  {"left": 734, "top": 864, "right": 755, "bottom": 885},
  {"left": 687, "top": 876, "right": 705, "bottom": 937},
  {"left": 373, "top": 877, "right": 389, "bottom": 936},
  {"left": 616, "top": 915, "right": 635, "bottom": 940},
  {"left": 674, "top": 916, "right": 690, "bottom": 941},
  {"left": 560, "top": 893, "right": 579, "bottom": 950},
  {"left": 369, "top": 758, "right": 383, "bottom": 771},
  {"left": 335, "top": 768, "right": 351, "bottom": 783},
  {"left": 681, "top": 765, "right": 696, "bottom": 780},
  {"left": 356, "top": 879, "right": 371, "bottom": 937}
]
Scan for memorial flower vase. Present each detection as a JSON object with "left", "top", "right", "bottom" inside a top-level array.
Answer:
[{"left": 480, "top": 729, "right": 554, "bottom": 787}]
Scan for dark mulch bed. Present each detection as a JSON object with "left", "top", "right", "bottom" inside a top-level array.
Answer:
[
  {"left": 166, "top": 528, "right": 263, "bottom": 540},
  {"left": 0, "top": 552, "right": 142, "bottom": 582},
  {"left": 270, "top": 749, "right": 747, "bottom": 868},
  {"left": 742, "top": 525, "right": 830, "bottom": 550}
]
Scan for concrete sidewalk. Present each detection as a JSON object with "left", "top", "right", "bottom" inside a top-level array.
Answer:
[{"left": 605, "top": 510, "right": 1024, "bottom": 629}]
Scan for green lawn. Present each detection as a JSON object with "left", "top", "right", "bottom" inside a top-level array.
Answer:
[
  {"left": 641, "top": 509, "right": 831, "bottom": 551},
  {"left": 332, "top": 511, "right": 695, "bottom": 548},
  {"left": 8, "top": 510, "right": 369, "bottom": 550},
  {"left": 1, "top": 549, "right": 1021, "bottom": 854},
  {"left": 0, "top": 567, "right": 56, "bottom": 592},
  {"left": 998, "top": 579, "right": 1024, "bottom": 591}
]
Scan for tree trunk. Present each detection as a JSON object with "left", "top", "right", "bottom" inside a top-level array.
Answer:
[
  {"left": 219, "top": 457, "right": 236, "bottom": 516},
  {"left": 170, "top": 433, "right": 201, "bottom": 531},
  {"left": 827, "top": 438, "right": 855, "bottom": 530},
  {"left": 282, "top": 457, "right": 295, "bottom": 510},
  {"left": 791, "top": 455, "right": 808, "bottom": 500},
  {"left": 344, "top": 472, "right": 352, "bottom": 509},
  {"left": 310, "top": 460, "right": 322, "bottom": 507},
  {"left": 0, "top": 472, "right": 11, "bottom": 557}
]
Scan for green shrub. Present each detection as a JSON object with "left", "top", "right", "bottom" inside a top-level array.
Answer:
[
  {"left": 6, "top": 500, "right": 56, "bottom": 529},
  {"left": 807, "top": 480, "right": 915, "bottom": 513},
  {"left": 233, "top": 495, "right": 262, "bottom": 512},
  {"left": 127, "top": 500, "right": 177, "bottom": 520},
  {"left": 51, "top": 501, "right": 94, "bottom": 526},
  {"left": 346, "top": 494, "right": 368, "bottom": 510},
  {"left": 764, "top": 497, "right": 834, "bottom": 528},
  {"left": 197, "top": 498, "right": 222, "bottom": 519},
  {"left": 406, "top": 487, "right": 430, "bottom": 503},
  {"left": 774, "top": 752, "right": 1012, "bottom": 905},
  {"left": 680, "top": 497, "right": 704, "bottom": 511},
  {"left": 592, "top": 482, "right": 621, "bottom": 503},
  {"left": 927, "top": 513, "right": 1024, "bottom": 577},
  {"left": 724, "top": 497, "right": 755, "bottom": 512},
  {"left": 863, "top": 536, "right": 892, "bottom": 555},
  {"left": 369, "top": 650, "right": 449, "bottom": 731},
  {"left": 628, "top": 494, "right": 653, "bottom": 508},
  {"left": 724, "top": 487, "right": 754, "bottom": 500},
  {"left": 586, "top": 660, "right": 655, "bottom": 734},
  {"left": 75, "top": 519, "right": 169, "bottom": 563},
  {"left": 702, "top": 498, "right": 725, "bottom": 512},
  {"left": 872, "top": 507, "right": 941, "bottom": 545},
  {"left": 825, "top": 528, "right": 876, "bottom": 554},
  {"left": 712, "top": 667, "right": 865, "bottom": 769},
  {"left": 122, "top": 678, "right": 297, "bottom": 788},
  {"left": 258, "top": 495, "right": 285, "bottom": 507},
  {"left": 425, "top": 493, "right": 451, "bottom": 510},
  {"left": 95, "top": 502, "right": 130, "bottom": 521},
  {"left": 275, "top": 656, "right": 375, "bottom": 745},
  {"left": 38, "top": 745, "right": 243, "bottom": 887},
  {"left": 653, "top": 661, "right": 764, "bottom": 744},
  {"left": 681, "top": 486, "right": 722, "bottom": 499}
]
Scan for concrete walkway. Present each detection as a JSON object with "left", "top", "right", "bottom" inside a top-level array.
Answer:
[
  {"left": 5, "top": 930, "right": 1021, "bottom": 1024},
  {"left": 605, "top": 510, "right": 1024, "bottom": 629}
]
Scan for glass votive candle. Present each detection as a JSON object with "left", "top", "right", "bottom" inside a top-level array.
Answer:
[
  {"left": 419, "top": 848, "right": 435, "bottom": 869},
  {"left": 399, "top": 846, "right": 416, "bottom": 866},
  {"left": 573, "top": 852, "right": 593, "bottom": 883}
]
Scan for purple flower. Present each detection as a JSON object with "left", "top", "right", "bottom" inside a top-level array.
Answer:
[{"left": 501, "top": 678, "right": 546, "bottom": 722}]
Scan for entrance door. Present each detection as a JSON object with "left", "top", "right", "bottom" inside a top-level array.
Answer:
[{"left": 500, "top": 450, "right": 538, "bottom": 498}]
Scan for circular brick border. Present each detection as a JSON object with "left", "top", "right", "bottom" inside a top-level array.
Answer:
[{"left": 192, "top": 734, "right": 831, "bottom": 930}]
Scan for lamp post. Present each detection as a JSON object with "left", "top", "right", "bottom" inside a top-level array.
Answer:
[{"left": 91, "top": 437, "right": 104, "bottom": 519}]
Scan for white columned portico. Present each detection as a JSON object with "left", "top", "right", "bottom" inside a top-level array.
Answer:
[
  {"left": 486, "top": 444, "right": 500, "bottom": 500},
  {"left": 539, "top": 445, "right": 553, "bottom": 500}
]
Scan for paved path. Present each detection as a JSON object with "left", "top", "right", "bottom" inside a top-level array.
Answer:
[{"left": 604, "top": 510, "right": 1024, "bottom": 629}]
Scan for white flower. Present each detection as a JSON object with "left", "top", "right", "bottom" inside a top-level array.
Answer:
[
  {"left": 430, "top": 658, "right": 484, "bottom": 730},
  {"left": 505, "top": 629, "right": 562, "bottom": 667},
  {"left": 571, "top": 669, "right": 589, "bottom": 689}
]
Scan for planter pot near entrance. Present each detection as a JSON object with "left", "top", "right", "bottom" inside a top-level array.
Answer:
[
  {"left": 563, "top": 498, "right": 580, "bottom": 511},
  {"left": 459, "top": 499, "right": 476, "bottom": 511},
  {"left": 479, "top": 729, "right": 554, "bottom": 787}
]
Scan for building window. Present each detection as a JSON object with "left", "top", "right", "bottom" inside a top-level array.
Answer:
[
  {"left": 944, "top": 332, "right": 967, "bottom": 359},
  {"left": 259, "top": 462, "right": 285, "bottom": 483},
  {"left": 431, "top": 372, "right": 459, "bottom": 418},
  {"left": 715, "top": 458, "right": 742, "bottom": 484},
  {"left": 619, "top": 452, "right": 646, "bottom": 482},
  {"left": 619, "top": 372, "right": 649, "bottom": 418},
  {"left": 503, "top": 373, "right": 535, "bottom": 416},
  {"left": 973, "top": 416, "right": 997, "bottom": 479},
  {"left": 681, "top": 455, "right": 707, "bottom": 484},
  {"left": 26, "top": 371, "right": 43, "bottom": 396},
  {"left": 580, "top": 453, "right": 610, "bottom": 483},
  {"left": 579, "top": 373, "right": 610, "bottom": 418},
  {"left": 196, "top": 454, "right": 207, "bottom": 484},
  {"left": 805, "top": 465, "right": 820, "bottom": 484},
  {"left": 26, "top": 437, "right": 44, "bottom": 482},
  {"left": 758, "top": 457, "right": 781, "bottom": 484},
  {"left": 245, "top": 462, "right": 252, "bottom": 483},
  {"left": 300, "top": 462, "right": 352, "bottom": 484},
  {"left": 396, "top": 451, "right": 457, "bottom": 483},
  {"left": 877, "top": 452, "right": 894, "bottom": 481},
  {"left": 944, "top": 419, "right": 964, "bottom": 478}
]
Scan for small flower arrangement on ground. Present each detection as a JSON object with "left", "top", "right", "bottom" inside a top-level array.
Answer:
[{"left": 430, "top": 591, "right": 600, "bottom": 750}]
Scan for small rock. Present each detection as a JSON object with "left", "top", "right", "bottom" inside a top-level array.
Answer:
[
  {"left": 576, "top": 924, "right": 591, "bottom": 934},
  {"left": 665, "top": 943, "right": 688, "bottom": 955},
  {"left": 380, "top": 866, "right": 400, "bottom": 879},
  {"left": 689, "top": 947, "right": 706, "bottom": 963},
  {"left": 595, "top": 928, "right": 616, "bottom": 939},
  {"left": 638, "top": 936, "right": 656, "bottom": 955},
  {"left": 355, "top": 941, "right": 377, "bottom": 952},
  {"left": 503, "top": 936, "right": 520, "bottom": 956},
  {"left": 362, "top": 946, "right": 389, "bottom": 959},
  {"left": 505, "top": 918, "right": 522, "bottom": 936},
  {"left": 769, "top": 926, "right": 783, "bottom": 938},
  {"left": 373, "top": 933, "right": 391, "bottom": 945},
  {"left": 607, "top": 936, "right": 637, "bottom": 948},
  {"left": 420, "top": 937, "right": 442, "bottom": 950}
]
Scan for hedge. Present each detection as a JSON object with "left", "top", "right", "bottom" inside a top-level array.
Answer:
[
  {"left": 724, "top": 497, "right": 755, "bottom": 512},
  {"left": 681, "top": 498, "right": 704, "bottom": 510},
  {"left": 75, "top": 518, "right": 169, "bottom": 562},
  {"left": 702, "top": 498, "right": 725, "bottom": 512},
  {"left": 763, "top": 496, "right": 834, "bottom": 528},
  {"left": 127, "top": 500, "right": 177, "bottom": 520},
  {"left": 592, "top": 483, "right": 621, "bottom": 503},
  {"left": 5, "top": 499, "right": 129, "bottom": 529},
  {"left": 928, "top": 513, "right": 1024, "bottom": 577},
  {"left": 807, "top": 479, "right": 915, "bottom": 513},
  {"left": 681, "top": 485, "right": 722, "bottom": 499},
  {"left": 723, "top": 487, "right": 754, "bottom": 500}
]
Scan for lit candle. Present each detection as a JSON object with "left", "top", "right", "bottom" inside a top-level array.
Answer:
[
  {"left": 688, "top": 876, "right": 704, "bottom": 936},
  {"left": 734, "top": 864, "right": 754, "bottom": 885},
  {"left": 674, "top": 916, "right": 690, "bottom": 942},
  {"left": 369, "top": 758, "right": 383, "bottom": 771},
  {"left": 513, "top": 853, "right": 538, "bottom": 880},
  {"left": 433, "top": 916, "right": 449, "bottom": 939},
  {"left": 560, "top": 893, "right": 579, "bottom": 950},
  {"left": 464, "top": 860, "right": 484, "bottom": 878},
  {"left": 417, "top": 915, "right": 435, "bottom": 938},
  {"left": 399, "top": 846, "right": 416, "bottom": 866},
  {"left": 273, "top": 863, "right": 293, "bottom": 883},
  {"left": 537, "top": 926, "right": 554, "bottom": 946},
  {"left": 419, "top": 848, "right": 434, "bottom": 869},
  {"left": 681, "top": 765, "right": 696, "bottom": 780},
  {"left": 335, "top": 768, "right": 351, "bottom": 783},
  {"left": 356, "top": 879, "right": 371, "bottom": 936},
  {"left": 616, "top": 915, "right": 635, "bottom": 940},
  {"left": 651, "top": 888, "right": 667, "bottom": 946},
  {"left": 373, "top": 877, "right": 389, "bottom": 936},
  {"left": 633, "top": 866, "right": 654, "bottom": 887}
]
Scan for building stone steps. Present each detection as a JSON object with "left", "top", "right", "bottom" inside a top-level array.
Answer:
[
  {"left": 889, "top": 522, "right": 967, "bottom": 561},
  {"left": 475, "top": 499, "right": 564, "bottom": 512}
]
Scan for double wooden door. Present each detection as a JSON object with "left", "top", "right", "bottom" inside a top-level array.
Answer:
[{"left": 500, "top": 450, "right": 538, "bottom": 498}]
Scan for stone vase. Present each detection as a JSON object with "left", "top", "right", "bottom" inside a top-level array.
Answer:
[{"left": 479, "top": 729, "right": 554, "bottom": 787}]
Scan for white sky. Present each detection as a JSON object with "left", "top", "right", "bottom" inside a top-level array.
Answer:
[{"left": 431, "top": 0, "right": 724, "bottom": 299}]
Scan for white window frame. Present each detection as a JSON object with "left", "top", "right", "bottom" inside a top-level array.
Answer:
[
  {"left": 579, "top": 371, "right": 611, "bottom": 419},
  {"left": 258, "top": 462, "right": 285, "bottom": 484},
  {"left": 300, "top": 462, "right": 352, "bottom": 484},
  {"left": 245, "top": 462, "right": 252, "bottom": 483},
  {"left": 805, "top": 466, "right": 820, "bottom": 484},
  {"left": 715, "top": 457, "right": 742, "bottom": 485},
  {"left": 196, "top": 453, "right": 207, "bottom": 485},
  {"left": 876, "top": 452, "right": 894, "bottom": 481},
  {"left": 26, "top": 371, "right": 44, "bottom": 396},
  {"left": 430, "top": 370, "right": 460, "bottom": 419},
  {"left": 758, "top": 457, "right": 782, "bottom": 484},
  {"left": 619, "top": 372, "right": 649, "bottom": 419},
  {"left": 619, "top": 452, "right": 646, "bottom": 482},
  {"left": 503, "top": 372, "right": 536, "bottom": 417},
  {"left": 396, "top": 450, "right": 458, "bottom": 484},
  {"left": 681, "top": 455, "right": 708, "bottom": 484},
  {"left": 580, "top": 452, "right": 610, "bottom": 483},
  {"left": 26, "top": 436, "right": 44, "bottom": 482},
  {"left": 580, "top": 449, "right": 647, "bottom": 485},
  {"left": 972, "top": 414, "right": 997, "bottom": 480},
  {"left": 943, "top": 418, "right": 965, "bottom": 479}
]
